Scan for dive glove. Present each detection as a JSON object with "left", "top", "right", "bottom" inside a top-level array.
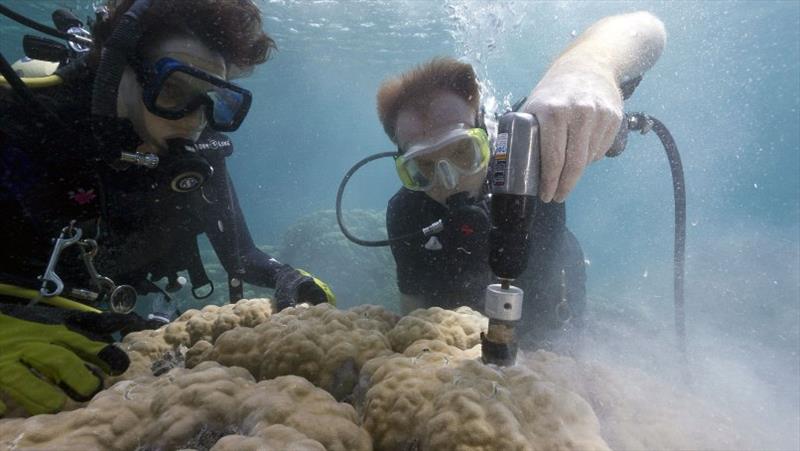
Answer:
[
  {"left": 0, "top": 304, "right": 131, "bottom": 416},
  {"left": 274, "top": 266, "right": 336, "bottom": 312}
]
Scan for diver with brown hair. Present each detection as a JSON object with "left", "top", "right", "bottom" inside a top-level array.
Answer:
[
  {"left": 372, "top": 12, "right": 667, "bottom": 346},
  {"left": 0, "top": 0, "right": 334, "bottom": 416}
]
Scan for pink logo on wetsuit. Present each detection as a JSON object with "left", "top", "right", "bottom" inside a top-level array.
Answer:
[{"left": 68, "top": 188, "right": 96, "bottom": 205}]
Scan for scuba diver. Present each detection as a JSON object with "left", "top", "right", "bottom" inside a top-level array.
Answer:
[
  {"left": 0, "top": 0, "right": 334, "bottom": 416},
  {"left": 337, "top": 12, "right": 668, "bottom": 349}
]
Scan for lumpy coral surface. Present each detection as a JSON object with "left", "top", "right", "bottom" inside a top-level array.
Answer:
[{"left": 0, "top": 299, "right": 748, "bottom": 451}]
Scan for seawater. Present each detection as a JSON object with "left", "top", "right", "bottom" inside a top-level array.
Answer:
[{"left": 1, "top": 1, "right": 798, "bottom": 448}]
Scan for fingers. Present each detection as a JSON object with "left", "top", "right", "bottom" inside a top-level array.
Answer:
[
  {"left": 593, "top": 110, "right": 623, "bottom": 162},
  {"left": 0, "top": 359, "right": 68, "bottom": 415},
  {"left": 52, "top": 329, "right": 130, "bottom": 376},
  {"left": 537, "top": 109, "right": 567, "bottom": 203},
  {"left": 19, "top": 343, "right": 104, "bottom": 402},
  {"left": 532, "top": 102, "right": 622, "bottom": 203},
  {"left": 554, "top": 107, "right": 594, "bottom": 203}
]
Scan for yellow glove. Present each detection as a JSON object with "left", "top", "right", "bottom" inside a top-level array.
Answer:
[{"left": 0, "top": 304, "right": 130, "bottom": 416}]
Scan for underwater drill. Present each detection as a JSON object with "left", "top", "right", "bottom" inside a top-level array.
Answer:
[
  {"left": 336, "top": 109, "right": 686, "bottom": 367},
  {"left": 481, "top": 110, "right": 686, "bottom": 366},
  {"left": 481, "top": 112, "right": 540, "bottom": 366}
]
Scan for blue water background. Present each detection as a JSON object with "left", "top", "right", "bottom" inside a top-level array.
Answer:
[{"left": 2, "top": 0, "right": 798, "bottom": 445}]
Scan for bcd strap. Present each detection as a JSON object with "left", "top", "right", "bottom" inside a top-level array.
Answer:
[{"left": 186, "top": 236, "right": 213, "bottom": 299}]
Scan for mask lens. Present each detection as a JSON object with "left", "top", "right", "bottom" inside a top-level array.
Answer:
[
  {"left": 154, "top": 71, "right": 210, "bottom": 112},
  {"left": 208, "top": 87, "right": 246, "bottom": 128},
  {"left": 401, "top": 158, "right": 435, "bottom": 190},
  {"left": 440, "top": 137, "right": 481, "bottom": 171}
]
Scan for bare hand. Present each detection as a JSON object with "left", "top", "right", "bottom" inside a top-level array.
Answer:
[{"left": 523, "top": 68, "right": 623, "bottom": 203}]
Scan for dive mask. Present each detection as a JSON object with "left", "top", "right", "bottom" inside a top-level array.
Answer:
[
  {"left": 136, "top": 57, "right": 252, "bottom": 132},
  {"left": 395, "top": 124, "right": 490, "bottom": 192}
]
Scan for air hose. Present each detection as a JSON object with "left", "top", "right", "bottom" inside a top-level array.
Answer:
[
  {"left": 623, "top": 113, "right": 690, "bottom": 379},
  {"left": 616, "top": 112, "right": 687, "bottom": 361},
  {"left": 90, "top": 0, "right": 152, "bottom": 166},
  {"left": 336, "top": 151, "right": 443, "bottom": 247}
]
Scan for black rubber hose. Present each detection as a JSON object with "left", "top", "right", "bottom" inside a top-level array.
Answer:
[
  {"left": 627, "top": 112, "right": 687, "bottom": 361},
  {"left": 336, "top": 152, "right": 397, "bottom": 246},
  {"left": 0, "top": 4, "right": 92, "bottom": 46},
  {"left": 650, "top": 116, "right": 687, "bottom": 360},
  {"left": 0, "top": 49, "right": 37, "bottom": 104},
  {"left": 336, "top": 151, "right": 434, "bottom": 247},
  {"left": 91, "top": 0, "right": 150, "bottom": 118},
  {"left": 90, "top": 0, "right": 151, "bottom": 163}
]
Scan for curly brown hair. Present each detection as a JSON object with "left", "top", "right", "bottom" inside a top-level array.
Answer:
[
  {"left": 90, "top": 0, "right": 275, "bottom": 71},
  {"left": 376, "top": 57, "right": 480, "bottom": 143}
]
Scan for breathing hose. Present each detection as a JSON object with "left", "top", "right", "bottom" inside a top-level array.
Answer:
[
  {"left": 90, "top": 0, "right": 152, "bottom": 165},
  {"left": 336, "top": 151, "right": 443, "bottom": 247}
]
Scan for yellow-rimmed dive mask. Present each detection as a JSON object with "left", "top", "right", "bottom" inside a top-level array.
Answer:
[{"left": 395, "top": 125, "right": 490, "bottom": 192}]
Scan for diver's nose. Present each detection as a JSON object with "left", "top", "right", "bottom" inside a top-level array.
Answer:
[{"left": 437, "top": 160, "right": 459, "bottom": 190}]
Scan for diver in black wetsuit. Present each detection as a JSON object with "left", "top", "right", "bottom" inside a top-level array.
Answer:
[
  {"left": 379, "top": 59, "right": 587, "bottom": 347},
  {"left": 0, "top": 0, "right": 333, "bottom": 416},
  {"left": 374, "top": 11, "right": 667, "bottom": 347}
]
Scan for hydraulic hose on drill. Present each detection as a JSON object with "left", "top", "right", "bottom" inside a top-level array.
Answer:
[
  {"left": 618, "top": 113, "right": 687, "bottom": 364},
  {"left": 483, "top": 112, "right": 687, "bottom": 369}
]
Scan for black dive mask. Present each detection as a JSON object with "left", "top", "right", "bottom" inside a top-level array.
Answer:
[{"left": 158, "top": 138, "right": 214, "bottom": 193}]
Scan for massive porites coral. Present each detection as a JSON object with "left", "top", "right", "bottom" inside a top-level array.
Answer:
[
  {"left": 186, "top": 303, "right": 399, "bottom": 401},
  {"left": 107, "top": 298, "right": 275, "bottom": 385},
  {"left": 0, "top": 299, "right": 755, "bottom": 451},
  {"left": 357, "top": 340, "right": 608, "bottom": 451},
  {"left": 0, "top": 362, "right": 371, "bottom": 450}
]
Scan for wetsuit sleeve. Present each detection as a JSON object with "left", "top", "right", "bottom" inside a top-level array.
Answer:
[{"left": 204, "top": 161, "right": 287, "bottom": 288}]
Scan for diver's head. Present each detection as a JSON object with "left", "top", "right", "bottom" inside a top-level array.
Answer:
[
  {"left": 90, "top": 0, "right": 276, "bottom": 151},
  {"left": 377, "top": 58, "right": 487, "bottom": 205},
  {"left": 117, "top": 35, "right": 224, "bottom": 149}
]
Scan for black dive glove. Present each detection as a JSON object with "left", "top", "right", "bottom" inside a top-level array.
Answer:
[
  {"left": 274, "top": 266, "right": 336, "bottom": 312},
  {"left": 0, "top": 304, "right": 134, "bottom": 416}
]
